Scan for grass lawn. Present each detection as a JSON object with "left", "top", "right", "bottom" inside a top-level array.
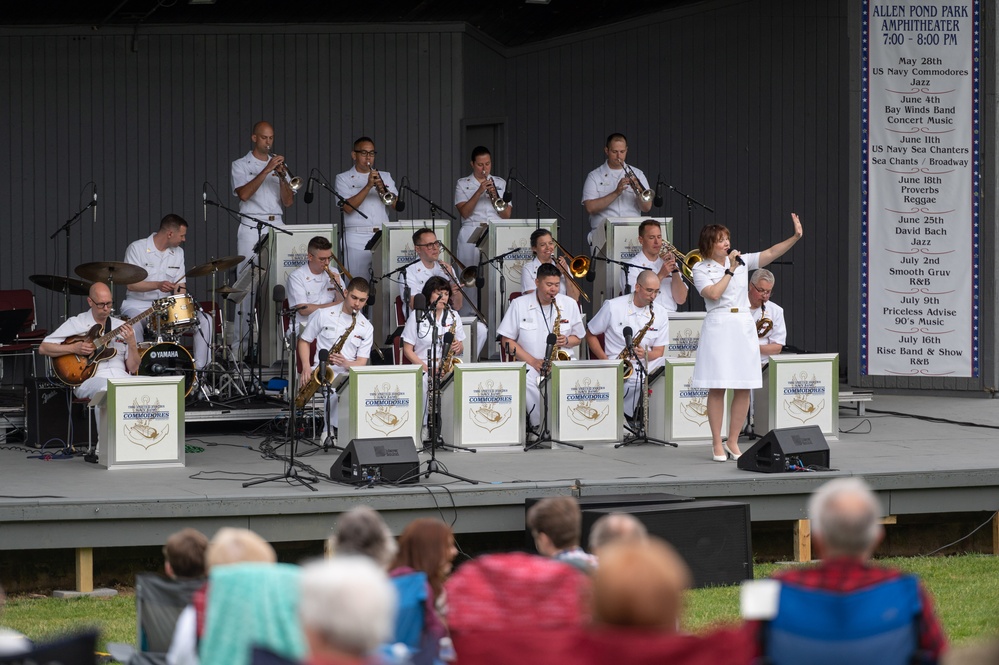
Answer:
[{"left": 2, "top": 554, "right": 998, "bottom": 656}]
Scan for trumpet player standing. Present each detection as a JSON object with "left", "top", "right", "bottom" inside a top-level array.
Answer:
[
  {"left": 335, "top": 137, "right": 400, "bottom": 282},
  {"left": 581, "top": 133, "right": 653, "bottom": 248},
  {"left": 454, "top": 146, "right": 513, "bottom": 270},
  {"left": 285, "top": 236, "right": 344, "bottom": 332},
  {"left": 619, "top": 219, "right": 688, "bottom": 311},
  {"left": 748, "top": 269, "right": 786, "bottom": 364}
]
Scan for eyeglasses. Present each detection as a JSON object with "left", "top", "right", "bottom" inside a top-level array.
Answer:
[
  {"left": 751, "top": 283, "right": 773, "bottom": 296},
  {"left": 640, "top": 287, "right": 660, "bottom": 297},
  {"left": 354, "top": 150, "right": 377, "bottom": 156},
  {"left": 90, "top": 300, "right": 113, "bottom": 308},
  {"left": 416, "top": 240, "right": 442, "bottom": 248}
]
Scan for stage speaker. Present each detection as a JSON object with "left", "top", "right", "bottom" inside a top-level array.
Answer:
[
  {"left": 524, "top": 493, "right": 695, "bottom": 552},
  {"left": 24, "top": 378, "right": 95, "bottom": 449},
  {"left": 582, "top": 501, "right": 753, "bottom": 588},
  {"left": 737, "top": 425, "right": 830, "bottom": 473},
  {"left": 330, "top": 437, "right": 420, "bottom": 485}
]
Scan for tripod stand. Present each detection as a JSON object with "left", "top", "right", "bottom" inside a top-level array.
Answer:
[
  {"left": 615, "top": 348, "right": 676, "bottom": 449},
  {"left": 526, "top": 363, "right": 584, "bottom": 452},
  {"left": 243, "top": 324, "right": 317, "bottom": 490}
]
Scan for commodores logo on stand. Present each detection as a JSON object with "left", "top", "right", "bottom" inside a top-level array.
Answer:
[
  {"left": 123, "top": 395, "right": 170, "bottom": 448},
  {"left": 397, "top": 243, "right": 417, "bottom": 264},
  {"left": 782, "top": 371, "right": 827, "bottom": 423},
  {"left": 565, "top": 378, "right": 609, "bottom": 430},
  {"left": 620, "top": 239, "right": 641, "bottom": 261},
  {"left": 503, "top": 239, "right": 534, "bottom": 287},
  {"left": 669, "top": 327, "right": 701, "bottom": 358},
  {"left": 678, "top": 378, "right": 709, "bottom": 425},
  {"left": 363, "top": 382, "right": 410, "bottom": 435},
  {"left": 468, "top": 380, "right": 512, "bottom": 432},
  {"left": 284, "top": 243, "right": 309, "bottom": 268}
]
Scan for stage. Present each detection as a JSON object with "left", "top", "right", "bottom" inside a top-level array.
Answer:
[{"left": 1, "top": 393, "right": 998, "bottom": 585}]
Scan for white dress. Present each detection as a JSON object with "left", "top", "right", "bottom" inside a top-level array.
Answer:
[{"left": 691, "top": 253, "right": 762, "bottom": 389}]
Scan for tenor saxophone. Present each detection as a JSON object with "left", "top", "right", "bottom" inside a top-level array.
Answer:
[
  {"left": 541, "top": 299, "right": 571, "bottom": 377},
  {"left": 295, "top": 311, "right": 357, "bottom": 408},
  {"left": 439, "top": 313, "right": 461, "bottom": 375},
  {"left": 619, "top": 304, "right": 655, "bottom": 379}
]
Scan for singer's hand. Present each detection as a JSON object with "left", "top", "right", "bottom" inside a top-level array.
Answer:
[
  {"left": 729, "top": 250, "right": 742, "bottom": 266},
  {"left": 791, "top": 212, "right": 803, "bottom": 239}
]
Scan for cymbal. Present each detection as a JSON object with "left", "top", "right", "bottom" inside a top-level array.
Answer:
[
  {"left": 29, "top": 274, "right": 92, "bottom": 297},
  {"left": 214, "top": 286, "right": 244, "bottom": 295},
  {"left": 75, "top": 261, "right": 148, "bottom": 285},
  {"left": 188, "top": 255, "right": 245, "bottom": 278}
]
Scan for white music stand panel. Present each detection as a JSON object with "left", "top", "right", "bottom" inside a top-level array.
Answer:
[
  {"left": 549, "top": 360, "right": 623, "bottom": 444},
  {"left": 597, "top": 217, "right": 672, "bottom": 313},
  {"left": 665, "top": 311, "right": 705, "bottom": 359},
  {"left": 339, "top": 365, "right": 422, "bottom": 449},
  {"left": 442, "top": 362, "right": 526, "bottom": 448},
  {"left": 756, "top": 354, "right": 839, "bottom": 438},
  {"left": 649, "top": 358, "right": 729, "bottom": 443},
  {"left": 100, "top": 376, "right": 185, "bottom": 469}
]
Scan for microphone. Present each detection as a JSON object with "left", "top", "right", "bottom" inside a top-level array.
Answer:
[
  {"left": 542, "top": 332, "right": 557, "bottom": 365},
  {"left": 150, "top": 363, "right": 165, "bottom": 375},
  {"left": 413, "top": 293, "right": 428, "bottom": 322},
  {"left": 653, "top": 176, "right": 664, "bottom": 207},
  {"left": 440, "top": 331, "right": 454, "bottom": 361},
  {"left": 203, "top": 182, "right": 208, "bottom": 223},
  {"left": 318, "top": 348, "right": 330, "bottom": 381},
  {"left": 395, "top": 177, "right": 407, "bottom": 213},
  {"left": 502, "top": 168, "right": 514, "bottom": 203},
  {"left": 303, "top": 176, "right": 315, "bottom": 204},
  {"left": 273, "top": 284, "right": 286, "bottom": 304},
  {"left": 623, "top": 326, "right": 634, "bottom": 351},
  {"left": 728, "top": 248, "right": 745, "bottom": 266},
  {"left": 585, "top": 248, "right": 597, "bottom": 282},
  {"left": 93, "top": 183, "right": 98, "bottom": 224}
]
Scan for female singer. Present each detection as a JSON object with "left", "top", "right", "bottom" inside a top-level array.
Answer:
[
  {"left": 520, "top": 228, "right": 582, "bottom": 301},
  {"left": 402, "top": 276, "right": 466, "bottom": 439},
  {"left": 692, "top": 213, "right": 803, "bottom": 462}
]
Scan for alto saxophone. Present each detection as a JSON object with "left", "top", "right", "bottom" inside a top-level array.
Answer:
[
  {"left": 619, "top": 304, "right": 655, "bottom": 379},
  {"left": 295, "top": 311, "right": 357, "bottom": 408},
  {"left": 756, "top": 302, "right": 774, "bottom": 338},
  {"left": 542, "top": 299, "right": 571, "bottom": 377},
  {"left": 439, "top": 313, "right": 461, "bottom": 375}
]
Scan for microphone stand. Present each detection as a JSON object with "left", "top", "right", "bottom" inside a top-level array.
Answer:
[
  {"left": 476, "top": 247, "right": 521, "bottom": 317},
  {"left": 244, "top": 323, "right": 317, "bottom": 491},
  {"left": 311, "top": 174, "right": 368, "bottom": 280},
  {"left": 320, "top": 365, "right": 343, "bottom": 453},
  {"left": 399, "top": 183, "right": 456, "bottom": 223},
  {"left": 507, "top": 174, "right": 566, "bottom": 231},
  {"left": 527, "top": 363, "right": 583, "bottom": 452},
  {"left": 587, "top": 254, "right": 646, "bottom": 296},
  {"left": 49, "top": 193, "right": 97, "bottom": 320},
  {"left": 615, "top": 343, "right": 676, "bottom": 449}
]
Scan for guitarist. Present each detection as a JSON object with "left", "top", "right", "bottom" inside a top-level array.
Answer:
[{"left": 39, "top": 283, "right": 140, "bottom": 437}]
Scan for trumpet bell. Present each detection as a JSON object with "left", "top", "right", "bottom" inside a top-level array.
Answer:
[
  {"left": 381, "top": 191, "right": 397, "bottom": 206},
  {"left": 492, "top": 198, "right": 507, "bottom": 213},
  {"left": 289, "top": 177, "right": 303, "bottom": 192},
  {"left": 569, "top": 256, "right": 590, "bottom": 279},
  {"left": 639, "top": 188, "right": 654, "bottom": 204}
]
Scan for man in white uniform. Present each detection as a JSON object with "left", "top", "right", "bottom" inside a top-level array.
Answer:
[
  {"left": 335, "top": 137, "right": 400, "bottom": 283},
  {"left": 454, "top": 145, "right": 513, "bottom": 281},
  {"left": 748, "top": 268, "right": 786, "bottom": 364},
  {"left": 618, "top": 220, "right": 688, "bottom": 311},
  {"left": 586, "top": 270, "right": 670, "bottom": 420},
  {"left": 581, "top": 133, "right": 654, "bottom": 247},
  {"left": 231, "top": 121, "right": 296, "bottom": 358},
  {"left": 285, "top": 236, "right": 343, "bottom": 332},
  {"left": 297, "top": 278, "right": 374, "bottom": 443},
  {"left": 39, "top": 283, "right": 140, "bottom": 444},
  {"left": 122, "top": 214, "right": 211, "bottom": 369},
  {"left": 497, "top": 263, "right": 585, "bottom": 434}
]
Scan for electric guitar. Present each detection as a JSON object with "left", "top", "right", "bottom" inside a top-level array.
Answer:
[{"left": 51, "top": 303, "right": 164, "bottom": 386}]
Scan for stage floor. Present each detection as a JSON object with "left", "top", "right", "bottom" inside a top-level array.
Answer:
[{"left": 1, "top": 394, "right": 998, "bottom": 554}]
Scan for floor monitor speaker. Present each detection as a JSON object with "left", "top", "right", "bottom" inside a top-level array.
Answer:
[
  {"left": 330, "top": 437, "right": 420, "bottom": 484},
  {"left": 737, "top": 425, "right": 830, "bottom": 473}
]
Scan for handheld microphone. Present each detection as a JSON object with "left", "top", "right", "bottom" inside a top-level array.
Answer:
[
  {"left": 502, "top": 168, "right": 514, "bottom": 203},
  {"left": 93, "top": 183, "right": 98, "bottom": 224},
  {"left": 728, "top": 248, "right": 745, "bottom": 266},
  {"left": 318, "top": 348, "right": 330, "bottom": 380},
  {"left": 623, "top": 326, "right": 634, "bottom": 351},
  {"left": 653, "top": 176, "right": 664, "bottom": 207},
  {"left": 542, "top": 332, "right": 557, "bottom": 364},
  {"left": 395, "top": 177, "right": 407, "bottom": 213},
  {"left": 303, "top": 176, "right": 315, "bottom": 204}
]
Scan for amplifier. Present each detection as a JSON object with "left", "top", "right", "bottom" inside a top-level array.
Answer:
[
  {"left": 24, "top": 378, "right": 95, "bottom": 449},
  {"left": 330, "top": 437, "right": 420, "bottom": 485}
]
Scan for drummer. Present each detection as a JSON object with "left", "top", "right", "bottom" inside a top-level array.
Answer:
[{"left": 122, "top": 214, "right": 210, "bottom": 369}]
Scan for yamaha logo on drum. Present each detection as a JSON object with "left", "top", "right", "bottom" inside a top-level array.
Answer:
[{"left": 150, "top": 349, "right": 181, "bottom": 359}]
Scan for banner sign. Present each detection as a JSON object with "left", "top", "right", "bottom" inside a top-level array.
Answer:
[{"left": 861, "top": 0, "right": 980, "bottom": 377}]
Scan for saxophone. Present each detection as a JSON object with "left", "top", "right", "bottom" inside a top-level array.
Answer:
[
  {"left": 439, "top": 313, "right": 461, "bottom": 375},
  {"left": 295, "top": 311, "right": 357, "bottom": 408},
  {"left": 619, "top": 304, "right": 654, "bottom": 379},
  {"left": 542, "top": 299, "right": 571, "bottom": 376},
  {"left": 756, "top": 302, "right": 774, "bottom": 338}
]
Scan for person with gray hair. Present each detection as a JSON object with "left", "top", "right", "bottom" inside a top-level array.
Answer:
[
  {"left": 748, "top": 268, "right": 786, "bottom": 364},
  {"left": 587, "top": 512, "right": 648, "bottom": 554},
  {"left": 327, "top": 506, "right": 398, "bottom": 569},
  {"left": 299, "top": 557, "right": 398, "bottom": 664}
]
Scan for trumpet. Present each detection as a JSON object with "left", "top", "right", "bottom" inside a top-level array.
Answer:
[
  {"left": 367, "top": 160, "right": 397, "bottom": 206},
  {"left": 486, "top": 178, "right": 507, "bottom": 213},
  {"left": 621, "top": 161, "right": 654, "bottom": 204},
  {"left": 550, "top": 239, "right": 590, "bottom": 304},
  {"left": 268, "top": 153, "right": 303, "bottom": 191},
  {"left": 437, "top": 242, "right": 488, "bottom": 323},
  {"left": 660, "top": 241, "right": 702, "bottom": 284}
]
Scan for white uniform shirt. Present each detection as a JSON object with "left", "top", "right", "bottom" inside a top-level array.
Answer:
[
  {"left": 581, "top": 161, "right": 650, "bottom": 230},
  {"left": 43, "top": 310, "right": 132, "bottom": 378},
  {"left": 403, "top": 261, "right": 455, "bottom": 300},
  {"left": 231, "top": 150, "right": 291, "bottom": 221},
  {"left": 587, "top": 294, "right": 670, "bottom": 359},
  {"left": 618, "top": 252, "right": 681, "bottom": 312},
  {"left": 752, "top": 299, "right": 787, "bottom": 363},
  {"left": 299, "top": 304, "right": 374, "bottom": 376},
  {"left": 454, "top": 173, "right": 510, "bottom": 225},
  {"left": 335, "top": 166, "right": 398, "bottom": 231},
  {"left": 401, "top": 307, "right": 466, "bottom": 367},
  {"left": 286, "top": 263, "right": 340, "bottom": 327},
  {"left": 520, "top": 258, "right": 568, "bottom": 296},
  {"left": 692, "top": 253, "right": 761, "bottom": 312},
  {"left": 123, "top": 234, "right": 187, "bottom": 303},
  {"left": 496, "top": 293, "right": 584, "bottom": 362}
]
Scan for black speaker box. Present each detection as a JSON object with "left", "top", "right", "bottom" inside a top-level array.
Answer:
[
  {"left": 581, "top": 501, "right": 753, "bottom": 588},
  {"left": 24, "top": 378, "right": 95, "bottom": 449},
  {"left": 524, "top": 493, "right": 695, "bottom": 552},
  {"left": 737, "top": 425, "right": 830, "bottom": 473},
  {"left": 330, "top": 437, "right": 420, "bottom": 484}
]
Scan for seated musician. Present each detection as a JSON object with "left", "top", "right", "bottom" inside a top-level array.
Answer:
[
  {"left": 297, "top": 278, "right": 374, "bottom": 446},
  {"left": 497, "top": 263, "right": 584, "bottom": 439},
  {"left": 520, "top": 228, "right": 581, "bottom": 302},
  {"left": 586, "top": 270, "right": 670, "bottom": 421},
  {"left": 401, "top": 276, "right": 466, "bottom": 442},
  {"left": 748, "top": 269, "right": 786, "bottom": 364},
  {"left": 285, "top": 235, "right": 344, "bottom": 333},
  {"left": 39, "top": 283, "right": 140, "bottom": 442}
]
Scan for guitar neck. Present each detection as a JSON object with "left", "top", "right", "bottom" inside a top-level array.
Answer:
[{"left": 95, "top": 307, "right": 155, "bottom": 347}]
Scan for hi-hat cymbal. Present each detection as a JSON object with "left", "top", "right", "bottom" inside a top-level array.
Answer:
[
  {"left": 29, "top": 274, "right": 93, "bottom": 297},
  {"left": 188, "top": 255, "right": 245, "bottom": 278},
  {"left": 75, "top": 261, "right": 149, "bottom": 285},
  {"left": 214, "top": 286, "right": 244, "bottom": 295}
]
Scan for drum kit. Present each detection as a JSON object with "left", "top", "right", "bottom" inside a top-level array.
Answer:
[{"left": 30, "top": 254, "right": 249, "bottom": 402}]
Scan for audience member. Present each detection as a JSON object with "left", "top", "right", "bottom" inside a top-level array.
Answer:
[
  {"left": 0, "top": 584, "right": 31, "bottom": 656},
  {"left": 299, "top": 557, "right": 397, "bottom": 665},
  {"left": 526, "top": 497, "right": 598, "bottom": 572},
  {"left": 591, "top": 538, "right": 690, "bottom": 630},
  {"left": 587, "top": 512, "right": 648, "bottom": 554},
  {"left": 327, "top": 506, "right": 398, "bottom": 569},
  {"left": 163, "top": 528, "right": 210, "bottom": 580}
]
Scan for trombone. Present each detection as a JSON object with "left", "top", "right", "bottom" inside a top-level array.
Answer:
[
  {"left": 268, "top": 153, "right": 303, "bottom": 191},
  {"left": 551, "top": 239, "right": 590, "bottom": 303},
  {"left": 438, "top": 242, "right": 488, "bottom": 323},
  {"left": 660, "top": 241, "right": 702, "bottom": 286},
  {"left": 621, "top": 161, "right": 654, "bottom": 204}
]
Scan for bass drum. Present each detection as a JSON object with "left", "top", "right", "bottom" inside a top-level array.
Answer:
[{"left": 138, "top": 342, "right": 196, "bottom": 397}]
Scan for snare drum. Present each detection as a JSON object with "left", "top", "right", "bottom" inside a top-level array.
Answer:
[
  {"left": 138, "top": 342, "right": 196, "bottom": 397},
  {"left": 157, "top": 294, "right": 198, "bottom": 334}
]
